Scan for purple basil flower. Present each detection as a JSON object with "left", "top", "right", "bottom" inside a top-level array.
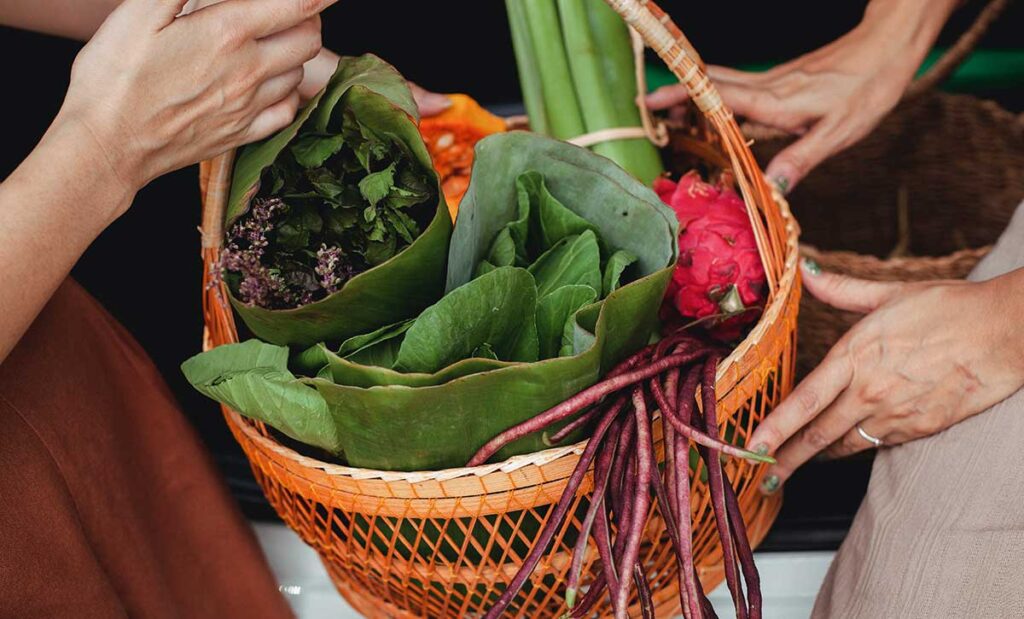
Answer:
[{"left": 315, "top": 244, "right": 345, "bottom": 294}]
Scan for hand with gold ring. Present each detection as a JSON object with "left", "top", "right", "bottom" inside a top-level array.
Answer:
[{"left": 750, "top": 259, "right": 1024, "bottom": 495}]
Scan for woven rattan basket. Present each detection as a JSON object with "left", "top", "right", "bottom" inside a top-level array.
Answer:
[
  {"left": 754, "top": 95, "right": 1023, "bottom": 377},
  {"left": 197, "top": 1, "right": 800, "bottom": 616},
  {"left": 746, "top": 0, "right": 1021, "bottom": 377}
]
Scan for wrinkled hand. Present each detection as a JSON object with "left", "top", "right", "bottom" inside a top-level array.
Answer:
[
  {"left": 750, "top": 261, "right": 1024, "bottom": 494},
  {"left": 59, "top": 0, "right": 333, "bottom": 197},
  {"left": 647, "top": 1, "right": 953, "bottom": 192},
  {"left": 185, "top": 0, "right": 451, "bottom": 115}
]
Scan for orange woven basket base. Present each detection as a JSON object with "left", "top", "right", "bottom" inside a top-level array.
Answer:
[{"left": 224, "top": 402, "right": 787, "bottom": 618}]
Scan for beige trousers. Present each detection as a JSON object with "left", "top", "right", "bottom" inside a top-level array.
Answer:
[{"left": 813, "top": 202, "right": 1024, "bottom": 619}]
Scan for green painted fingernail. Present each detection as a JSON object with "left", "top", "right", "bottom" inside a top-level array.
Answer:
[
  {"left": 773, "top": 176, "right": 790, "bottom": 194},
  {"left": 802, "top": 257, "right": 821, "bottom": 276},
  {"left": 760, "top": 474, "right": 780, "bottom": 494},
  {"left": 753, "top": 443, "right": 769, "bottom": 456}
]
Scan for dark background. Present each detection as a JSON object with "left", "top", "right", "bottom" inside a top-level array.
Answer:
[{"left": 2, "top": 0, "right": 1021, "bottom": 549}]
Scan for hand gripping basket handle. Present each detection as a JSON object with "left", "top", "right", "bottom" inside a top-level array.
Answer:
[{"left": 602, "top": 0, "right": 789, "bottom": 294}]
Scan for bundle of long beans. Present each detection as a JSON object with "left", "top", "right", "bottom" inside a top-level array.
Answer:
[
  {"left": 505, "top": 0, "right": 664, "bottom": 185},
  {"left": 467, "top": 330, "right": 772, "bottom": 618}
]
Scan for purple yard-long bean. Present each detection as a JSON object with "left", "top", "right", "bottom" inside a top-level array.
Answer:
[
  {"left": 480, "top": 405, "right": 619, "bottom": 619},
  {"left": 470, "top": 332, "right": 767, "bottom": 618},
  {"left": 612, "top": 389, "right": 654, "bottom": 619},
  {"left": 564, "top": 416, "right": 620, "bottom": 608},
  {"left": 698, "top": 355, "right": 748, "bottom": 619},
  {"left": 467, "top": 350, "right": 709, "bottom": 466}
]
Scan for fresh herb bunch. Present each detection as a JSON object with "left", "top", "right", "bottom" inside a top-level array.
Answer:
[{"left": 223, "top": 108, "right": 437, "bottom": 310}]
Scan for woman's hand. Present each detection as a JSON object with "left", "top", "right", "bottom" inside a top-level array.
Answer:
[
  {"left": 750, "top": 260, "right": 1024, "bottom": 494},
  {"left": 184, "top": 0, "right": 451, "bottom": 116},
  {"left": 647, "top": 0, "right": 958, "bottom": 192},
  {"left": 56, "top": 0, "right": 334, "bottom": 207}
]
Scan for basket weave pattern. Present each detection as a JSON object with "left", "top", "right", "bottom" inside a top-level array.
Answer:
[
  {"left": 197, "top": 1, "right": 801, "bottom": 615},
  {"left": 751, "top": 94, "right": 1024, "bottom": 378}
]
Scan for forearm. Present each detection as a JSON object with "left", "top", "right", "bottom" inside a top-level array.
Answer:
[
  {"left": 0, "top": 114, "right": 134, "bottom": 362},
  {"left": 0, "top": 0, "right": 123, "bottom": 41},
  {"left": 862, "top": 0, "right": 960, "bottom": 59}
]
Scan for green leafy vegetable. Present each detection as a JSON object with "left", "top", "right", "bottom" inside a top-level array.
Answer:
[
  {"left": 603, "top": 249, "right": 638, "bottom": 295},
  {"left": 527, "top": 231, "right": 602, "bottom": 298},
  {"left": 223, "top": 55, "right": 452, "bottom": 347},
  {"left": 536, "top": 284, "right": 598, "bottom": 358},
  {"left": 314, "top": 133, "right": 676, "bottom": 469},
  {"left": 181, "top": 340, "right": 341, "bottom": 454},
  {"left": 395, "top": 266, "right": 540, "bottom": 373}
]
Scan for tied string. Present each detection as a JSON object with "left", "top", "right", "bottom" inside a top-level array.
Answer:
[{"left": 567, "top": 27, "right": 669, "bottom": 149}]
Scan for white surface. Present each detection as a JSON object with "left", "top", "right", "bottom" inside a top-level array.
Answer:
[{"left": 254, "top": 522, "right": 834, "bottom": 619}]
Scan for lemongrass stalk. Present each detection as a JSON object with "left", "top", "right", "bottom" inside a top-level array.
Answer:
[
  {"left": 557, "top": 0, "right": 628, "bottom": 164},
  {"left": 585, "top": 0, "right": 664, "bottom": 184},
  {"left": 522, "top": 0, "right": 586, "bottom": 140},
  {"left": 506, "top": 0, "right": 550, "bottom": 135}
]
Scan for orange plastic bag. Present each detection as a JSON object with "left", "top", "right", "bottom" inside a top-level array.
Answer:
[{"left": 420, "top": 94, "right": 506, "bottom": 221}]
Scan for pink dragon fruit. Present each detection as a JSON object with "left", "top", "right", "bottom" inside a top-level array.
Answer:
[{"left": 654, "top": 171, "right": 766, "bottom": 340}]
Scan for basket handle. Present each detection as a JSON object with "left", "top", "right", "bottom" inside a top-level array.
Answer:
[
  {"left": 602, "top": 0, "right": 789, "bottom": 295},
  {"left": 198, "top": 151, "right": 239, "bottom": 347},
  {"left": 904, "top": 0, "right": 1011, "bottom": 99},
  {"left": 199, "top": 150, "right": 235, "bottom": 251}
]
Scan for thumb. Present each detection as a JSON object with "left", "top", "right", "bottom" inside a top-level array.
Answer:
[
  {"left": 764, "top": 114, "right": 845, "bottom": 193},
  {"left": 801, "top": 259, "right": 905, "bottom": 313}
]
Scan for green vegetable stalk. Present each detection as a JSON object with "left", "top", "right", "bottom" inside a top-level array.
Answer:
[
  {"left": 505, "top": 0, "right": 664, "bottom": 185},
  {"left": 522, "top": 0, "right": 586, "bottom": 140},
  {"left": 507, "top": 0, "right": 550, "bottom": 135}
]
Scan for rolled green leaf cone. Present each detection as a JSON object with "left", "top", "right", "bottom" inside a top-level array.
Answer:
[{"left": 225, "top": 54, "right": 452, "bottom": 348}]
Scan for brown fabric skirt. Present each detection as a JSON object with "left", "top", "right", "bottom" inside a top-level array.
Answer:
[
  {"left": 813, "top": 201, "right": 1024, "bottom": 618},
  {"left": 0, "top": 280, "right": 293, "bottom": 619}
]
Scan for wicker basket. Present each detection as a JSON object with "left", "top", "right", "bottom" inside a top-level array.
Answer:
[
  {"left": 197, "top": 1, "right": 800, "bottom": 616},
  {"left": 754, "top": 93, "right": 1023, "bottom": 378}
]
